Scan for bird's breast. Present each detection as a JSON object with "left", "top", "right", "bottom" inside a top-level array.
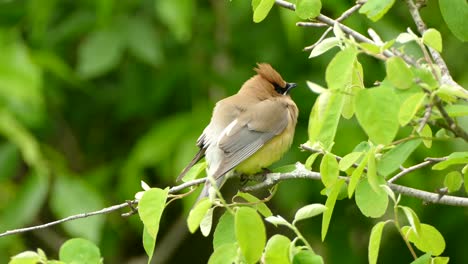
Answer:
[{"left": 235, "top": 117, "right": 296, "bottom": 174}]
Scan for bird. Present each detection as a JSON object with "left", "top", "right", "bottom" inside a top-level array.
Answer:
[{"left": 177, "top": 63, "right": 299, "bottom": 205}]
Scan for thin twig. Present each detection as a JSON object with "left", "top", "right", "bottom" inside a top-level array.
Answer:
[
  {"left": 297, "top": 22, "right": 327, "bottom": 27},
  {"left": 417, "top": 103, "right": 433, "bottom": 133},
  {"left": 303, "top": 1, "right": 364, "bottom": 51},
  {"left": 0, "top": 179, "right": 208, "bottom": 238},
  {"left": 433, "top": 97, "right": 468, "bottom": 141},
  {"left": 388, "top": 157, "right": 447, "bottom": 183},
  {"left": 0, "top": 201, "right": 137, "bottom": 238}
]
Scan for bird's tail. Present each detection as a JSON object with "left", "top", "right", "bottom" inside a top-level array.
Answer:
[{"left": 193, "top": 175, "right": 226, "bottom": 206}]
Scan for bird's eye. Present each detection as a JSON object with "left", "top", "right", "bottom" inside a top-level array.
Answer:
[{"left": 273, "top": 83, "right": 284, "bottom": 94}]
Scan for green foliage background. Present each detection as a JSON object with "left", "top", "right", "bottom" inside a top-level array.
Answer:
[{"left": 0, "top": 0, "right": 466, "bottom": 263}]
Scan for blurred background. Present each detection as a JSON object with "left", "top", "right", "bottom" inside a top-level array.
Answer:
[{"left": 0, "top": 0, "right": 467, "bottom": 263}]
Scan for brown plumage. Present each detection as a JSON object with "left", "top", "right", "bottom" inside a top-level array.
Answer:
[{"left": 177, "top": 63, "right": 299, "bottom": 203}]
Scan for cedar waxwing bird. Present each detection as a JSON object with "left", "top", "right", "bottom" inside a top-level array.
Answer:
[{"left": 177, "top": 63, "right": 298, "bottom": 203}]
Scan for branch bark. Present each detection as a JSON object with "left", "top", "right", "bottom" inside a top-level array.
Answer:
[{"left": 1, "top": 162, "right": 467, "bottom": 238}]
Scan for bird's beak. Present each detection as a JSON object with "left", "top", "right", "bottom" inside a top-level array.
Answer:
[{"left": 284, "top": 82, "right": 297, "bottom": 95}]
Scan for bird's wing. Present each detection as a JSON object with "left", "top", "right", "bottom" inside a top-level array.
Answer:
[
  {"left": 176, "top": 98, "right": 242, "bottom": 182},
  {"left": 212, "top": 99, "right": 290, "bottom": 179}
]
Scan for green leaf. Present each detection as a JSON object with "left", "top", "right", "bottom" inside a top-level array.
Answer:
[
  {"left": 264, "top": 235, "right": 292, "bottom": 264},
  {"left": 200, "top": 208, "right": 214, "bottom": 237},
  {"left": 155, "top": 0, "right": 194, "bottom": 42},
  {"left": 322, "top": 179, "right": 345, "bottom": 241},
  {"left": 235, "top": 207, "right": 266, "bottom": 264},
  {"left": 50, "top": 176, "right": 105, "bottom": 242},
  {"left": 320, "top": 153, "right": 339, "bottom": 187},
  {"left": 0, "top": 171, "right": 48, "bottom": 234},
  {"left": 0, "top": 142, "right": 19, "bottom": 181},
  {"left": 253, "top": 0, "right": 276, "bottom": 23},
  {"left": 464, "top": 165, "right": 468, "bottom": 193},
  {"left": 398, "top": 92, "right": 426, "bottom": 126},
  {"left": 368, "top": 221, "right": 388, "bottom": 264},
  {"left": 325, "top": 47, "right": 357, "bottom": 91},
  {"left": 295, "top": 0, "right": 322, "bottom": 19},
  {"left": 292, "top": 250, "right": 324, "bottom": 264},
  {"left": 9, "top": 251, "right": 41, "bottom": 264},
  {"left": 355, "top": 180, "right": 388, "bottom": 218},
  {"left": 339, "top": 152, "right": 363, "bottom": 171},
  {"left": 401, "top": 224, "right": 446, "bottom": 256},
  {"left": 293, "top": 204, "right": 327, "bottom": 224},
  {"left": 360, "top": 42, "right": 381, "bottom": 54},
  {"left": 138, "top": 188, "right": 169, "bottom": 242},
  {"left": 0, "top": 110, "right": 44, "bottom": 170},
  {"left": 236, "top": 192, "right": 272, "bottom": 217},
  {"left": 308, "top": 91, "right": 344, "bottom": 150},
  {"left": 444, "top": 171, "right": 462, "bottom": 193},
  {"left": 342, "top": 61, "right": 364, "bottom": 119},
  {"left": 412, "top": 67, "right": 439, "bottom": 90},
  {"left": 305, "top": 152, "right": 320, "bottom": 170},
  {"left": 208, "top": 243, "right": 238, "bottom": 264},
  {"left": 142, "top": 226, "right": 156, "bottom": 263},
  {"left": 187, "top": 198, "right": 212, "bottom": 233},
  {"left": 77, "top": 28, "right": 125, "bottom": 79},
  {"left": 433, "top": 256, "right": 450, "bottom": 264},
  {"left": 125, "top": 16, "right": 163, "bottom": 66},
  {"left": 213, "top": 211, "right": 236, "bottom": 250},
  {"left": 265, "top": 215, "right": 291, "bottom": 227},
  {"left": 432, "top": 152, "right": 468, "bottom": 170},
  {"left": 348, "top": 151, "right": 368, "bottom": 198},
  {"left": 0, "top": 31, "right": 45, "bottom": 127},
  {"left": 418, "top": 125, "right": 432, "bottom": 148},
  {"left": 423, "top": 28, "right": 443, "bottom": 52},
  {"left": 354, "top": 86, "right": 400, "bottom": 144},
  {"left": 439, "top": 0, "right": 468, "bottom": 42},
  {"left": 181, "top": 161, "right": 207, "bottom": 182},
  {"left": 59, "top": 238, "right": 101, "bottom": 264},
  {"left": 399, "top": 205, "right": 421, "bottom": 235},
  {"left": 410, "top": 253, "right": 431, "bottom": 264},
  {"left": 377, "top": 139, "right": 422, "bottom": 177},
  {"left": 436, "top": 84, "right": 468, "bottom": 101},
  {"left": 445, "top": 103, "right": 468, "bottom": 117},
  {"left": 359, "top": 0, "right": 396, "bottom": 21},
  {"left": 367, "top": 146, "right": 380, "bottom": 193},
  {"left": 386, "top": 57, "right": 414, "bottom": 89},
  {"left": 309, "top": 37, "right": 339, "bottom": 58}
]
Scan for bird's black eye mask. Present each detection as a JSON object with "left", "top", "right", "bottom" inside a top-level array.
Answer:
[{"left": 274, "top": 82, "right": 297, "bottom": 95}]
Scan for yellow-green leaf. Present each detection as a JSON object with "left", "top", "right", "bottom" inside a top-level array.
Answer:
[
  {"left": 356, "top": 181, "right": 388, "bottom": 218},
  {"left": 296, "top": 0, "right": 322, "bottom": 19},
  {"left": 253, "top": 0, "right": 276, "bottom": 23},
  {"left": 264, "top": 235, "right": 292, "bottom": 264},
  {"left": 322, "top": 179, "right": 345, "bottom": 241},
  {"left": 386, "top": 57, "right": 414, "bottom": 89},
  {"left": 398, "top": 92, "right": 426, "bottom": 126},
  {"left": 320, "top": 153, "right": 339, "bottom": 187},
  {"left": 368, "top": 221, "right": 388, "bottom": 264},
  {"left": 187, "top": 198, "right": 212, "bottom": 233},
  {"left": 423, "top": 28, "right": 443, "bottom": 52},
  {"left": 402, "top": 224, "right": 445, "bottom": 256},
  {"left": 444, "top": 171, "right": 463, "bottom": 193},
  {"left": 235, "top": 207, "right": 266, "bottom": 264}
]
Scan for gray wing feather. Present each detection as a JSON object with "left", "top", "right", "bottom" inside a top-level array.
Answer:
[{"left": 211, "top": 99, "right": 290, "bottom": 179}]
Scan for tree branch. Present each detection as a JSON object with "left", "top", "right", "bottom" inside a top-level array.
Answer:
[
  {"left": 244, "top": 163, "right": 468, "bottom": 207},
  {"left": 2, "top": 159, "right": 467, "bottom": 238},
  {"left": 0, "top": 180, "right": 208, "bottom": 238},
  {"left": 404, "top": 0, "right": 468, "bottom": 142}
]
